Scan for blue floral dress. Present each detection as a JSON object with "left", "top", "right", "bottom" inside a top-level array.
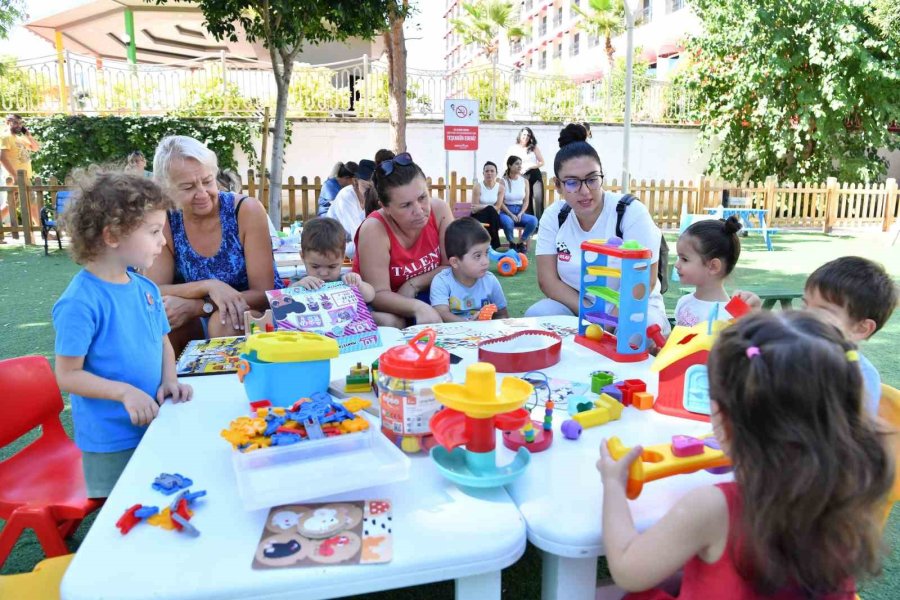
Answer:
[{"left": 169, "top": 192, "right": 284, "bottom": 291}]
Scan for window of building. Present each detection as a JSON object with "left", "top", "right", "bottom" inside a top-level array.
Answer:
[
  {"left": 588, "top": 32, "right": 600, "bottom": 48},
  {"left": 571, "top": 33, "right": 580, "bottom": 56},
  {"left": 525, "top": 0, "right": 533, "bottom": 10},
  {"left": 638, "top": 0, "right": 652, "bottom": 24},
  {"left": 539, "top": 15, "right": 547, "bottom": 36},
  {"left": 540, "top": 50, "right": 547, "bottom": 70},
  {"left": 668, "top": 0, "right": 685, "bottom": 12},
  {"left": 572, "top": 0, "right": 580, "bottom": 7},
  {"left": 554, "top": 6, "right": 563, "bottom": 28},
  {"left": 553, "top": 42, "right": 561, "bottom": 59}
]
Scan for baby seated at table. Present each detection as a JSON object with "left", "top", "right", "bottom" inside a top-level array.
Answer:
[
  {"left": 598, "top": 311, "right": 892, "bottom": 600},
  {"left": 52, "top": 171, "right": 193, "bottom": 499},
  {"left": 672, "top": 216, "right": 743, "bottom": 328},
  {"left": 430, "top": 217, "right": 509, "bottom": 322},
  {"left": 291, "top": 217, "right": 403, "bottom": 327}
]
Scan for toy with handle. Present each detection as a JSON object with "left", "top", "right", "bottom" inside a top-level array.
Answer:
[{"left": 606, "top": 435, "right": 732, "bottom": 499}]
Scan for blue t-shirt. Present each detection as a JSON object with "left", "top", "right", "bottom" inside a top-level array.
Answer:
[
  {"left": 859, "top": 352, "right": 881, "bottom": 416},
  {"left": 52, "top": 270, "right": 171, "bottom": 453},
  {"left": 430, "top": 269, "right": 507, "bottom": 320},
  {"left": 318, "top": 177, "right": 342, "bottom": 216}
]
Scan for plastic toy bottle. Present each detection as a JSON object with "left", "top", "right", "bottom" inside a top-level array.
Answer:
[{"left": 377, "top": 329, "right": 451, "bottom": 454}]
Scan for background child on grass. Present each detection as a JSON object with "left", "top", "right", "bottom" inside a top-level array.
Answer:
[
  {"left": 52, "top": 172, "right": 192, "bottom": 499},
  {"left": 599, "top": 311, "right": 893, "bottom": 599},
  {"left": 803, "top": 256, "right": 898, "bottom": 414},
  {"left": 292, "top": 217, "right": 405, "bottom": 327},
  {"left": 430, "top": 217, "right": 508, "bottom": 322},
  {"left": 673, "top": 216, "right": 743, "bottom": 327}
]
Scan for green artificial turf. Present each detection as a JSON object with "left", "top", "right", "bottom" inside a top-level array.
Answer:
[{"left": 1, "top": 231, "right": 898, "bottom": 598}]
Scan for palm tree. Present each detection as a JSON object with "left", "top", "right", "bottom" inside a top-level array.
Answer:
[
  {"left": 450, "top": 0, "right": 525, "bottom": 119},
  {"left": 574, "top": 0, "right": 625, "bottom": 117}
]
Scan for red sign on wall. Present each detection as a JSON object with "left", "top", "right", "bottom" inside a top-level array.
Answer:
[{"left": 444, "top": 99, "right": 479, "bottom": 151}]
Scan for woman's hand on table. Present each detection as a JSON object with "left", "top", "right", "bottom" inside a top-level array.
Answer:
[
  {"left": 413, "top": 302, "right": 442, "bottom": 325},
  {"left": 121, "top": 385, "right": 160, "bottom": 426},
  {"left": 162, "top": 295, "right": 201, "bottom": 329},
  {"left": 206, "top": 280, "right": 250, "bottom": 330},
  {"left": 597, "top": 438, "right": 643, "bottom": 491},
  {"left": 156, "top": 380, "right": 194, "bottom": 404}
]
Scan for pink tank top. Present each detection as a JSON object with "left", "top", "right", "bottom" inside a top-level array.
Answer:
[
  {"left": 352, "top": 209, "right": 441, "bottom": 293},
  {"left": 624, "top": 483, "right": 856, "bottom": 600}
]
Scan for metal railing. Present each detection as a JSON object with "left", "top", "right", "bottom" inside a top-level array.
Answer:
[{"left": 0, "top": 52, "right": 695, "bottom": 123}]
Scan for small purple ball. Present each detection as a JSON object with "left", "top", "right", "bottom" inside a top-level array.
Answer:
[{"left": 561, "top": 419, "right": 583, "bottom": 440}]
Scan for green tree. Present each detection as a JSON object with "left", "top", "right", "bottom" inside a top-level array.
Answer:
[
  {"left": 174, "top": 65, "right": 261, "bottom": 116},
  {"left": 464, "top": 70, "right": 512, "bottom": 120},
  {"left": 573, "top": 0, "right": 624, "bottom": 122},
  {"left": 450, "top": 0, "right": 524, "bottom": 120},
  {"left": 871, "top": 0, "right": 900, "bottom": 47},
  {"left": 684, "top": 0, "right": 900, "bottom": 183},
  {"left": 155, "top": 0, "right": 407, "bottom": 224},
  {"left": 0, "top": 0, "right": 25, "bottom": 40}
]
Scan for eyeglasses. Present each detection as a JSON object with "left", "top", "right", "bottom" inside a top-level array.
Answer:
[
  {"left": 561, "top": 175, "right": 603, "bottom": 194},
  {"left": 378, "top": 152, "right": 414, "bottom": 177}
]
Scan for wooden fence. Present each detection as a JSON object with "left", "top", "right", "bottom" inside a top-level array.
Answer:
[{"left": 2, "top": 170, "right": 898, "bottom": 245}]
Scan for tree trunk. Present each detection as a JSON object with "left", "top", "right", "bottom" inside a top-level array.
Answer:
[
  {"left": 491, "top": 52, "right": 498, "bottom": 121},
  {"left": 269, "top": 49, "right": 294, "bottom": 228},
  {"left": 605, "top": 35, "right": 615, "bottom": 120},
  {"left": 385, "top": 2, "right": 407, "bottom": 154}
]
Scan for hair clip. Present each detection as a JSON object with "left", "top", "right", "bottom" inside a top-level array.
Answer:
[
  {"left": 845, "top": 350, "right": 859, "bottom": 362},
  {"left": 745, "top": 346, "right": 761, "bottom": 359}
]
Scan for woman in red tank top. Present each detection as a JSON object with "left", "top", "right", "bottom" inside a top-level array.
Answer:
[
  {"left": 353, "top": 153, "right": 453, "bottom": 326},
  {"left": 596, "top": 312, "right": 892, "bottom": 599}
]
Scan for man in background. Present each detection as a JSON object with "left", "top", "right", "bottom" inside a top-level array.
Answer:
[{"left": 1, "top": 114, "right": 41, "bottom": 241}]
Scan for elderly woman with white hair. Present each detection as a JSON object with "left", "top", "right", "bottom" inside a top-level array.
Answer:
[{"left": 147, "top": 135, "right": 283, "bottom": 351}]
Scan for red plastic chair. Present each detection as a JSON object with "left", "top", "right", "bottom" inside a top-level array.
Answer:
[{"left": 0, "top": 356, "right": 103, "bottom": 569}]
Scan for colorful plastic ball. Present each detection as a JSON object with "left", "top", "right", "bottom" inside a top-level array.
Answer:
[{"left": 585, "top": 324, "right": 603, "bottom": 340}]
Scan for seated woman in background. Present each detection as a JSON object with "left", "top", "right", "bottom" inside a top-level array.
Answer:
[
  {"left": 499, "top": 155, "right": 539, "bottom": 252},
  {"left": 525, "top": 124, "right": 670, "bottom": 335},
  {"left": 469, "top": 161, "right": 504, "bottom": 250},
  {"left": 326, "top": 159, "right": 376, "bottom": 259},
  {"left": 147, "top": 135, "right": 283, "bottom": 354},
  {"left": 317, "top": 161, "right": 358, "bottom": 216},
  {"left": 354, "top": 153, "right": 453, "bottom": 326}
]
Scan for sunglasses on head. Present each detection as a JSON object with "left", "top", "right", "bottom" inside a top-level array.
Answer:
[{"left": 378, "top": 152, "right": 413, "bottom": 177}]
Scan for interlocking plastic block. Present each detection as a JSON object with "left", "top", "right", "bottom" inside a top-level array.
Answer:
[
  {"left": 591, "top": 370, "right": 615, "bottom": 394},
  {"left": 596, "top": 394, "right": 624, "bottom": 420},
  {"left": 573, "top": 406, "right": 611, "bottom": 427},
  {"left": 633, "top": 391, "right": 654, "bottom": 410},
  {"left": 617, "top": 379, "right": 647, "bottom": 407},
  {"left": 671, "top": 435, "right": 704, "bottom": 457},
  {"left": 601, "top": 384, "right": 623, "bottom": 402},
  {"left": 152, "top": 473, "right": 193, "bottom": 495}
]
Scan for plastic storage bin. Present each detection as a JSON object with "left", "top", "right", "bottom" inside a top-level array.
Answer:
[
  {"left": 378, "top": 329, "right": 450, "bottom": 454},
  {"left": 231, "top": 413, "right": 410, "bottom": 510},
  {"left": 238, "top": 331, "right": 338, "bottom": 407}
]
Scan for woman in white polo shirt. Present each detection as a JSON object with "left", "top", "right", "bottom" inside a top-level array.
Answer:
[{"left": 525, "top": 124, "right": 670, "bottom": 336}]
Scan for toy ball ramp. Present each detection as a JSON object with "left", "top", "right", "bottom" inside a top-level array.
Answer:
[{"left": 429, "top": 363, "right": 534, "bottom": 488}]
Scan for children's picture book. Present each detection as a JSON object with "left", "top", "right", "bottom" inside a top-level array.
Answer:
[
  {"left": 253, "top": 499, "right": 393, "bottom": 569},
  {"left": 175, "top": 336, "right": 246, "bottom": 377},
  {"left": 521, "top": 374, "right": 590, "bottom": 413},
  {"left": 265, "top": 282, "right": 381, "bottom": 353}
]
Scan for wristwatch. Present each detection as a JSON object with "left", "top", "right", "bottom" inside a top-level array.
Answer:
[{"left": 202, "top": 298, "right": 215, "bottom": 315}]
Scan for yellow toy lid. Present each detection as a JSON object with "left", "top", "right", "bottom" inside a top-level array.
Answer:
[{"left": 245, "top": 331, "right": 338, "bottom": 363}]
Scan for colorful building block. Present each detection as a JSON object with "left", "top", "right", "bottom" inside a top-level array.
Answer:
[
  {"left": 633, "top": 391, "right": 654, "bottom": 410},
  {"left": 617, "top": 379, "right": 647, "bottom": 407},
  {"left": 590, "top": 370, "right": 615, "bottom": 394}
]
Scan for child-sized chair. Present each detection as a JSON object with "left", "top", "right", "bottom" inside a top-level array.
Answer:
[
  {"left": 40, "top": 190, "right": 71, "bottom": 256},
  {"left": 0, "top": 356, "right": 103, "bottom": 569},
  {"left": 879, "top": 384, "right": 900, "bottom": 524},
  {"left": 0, "top": 553, "right": 73, "bottom": 599}
]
